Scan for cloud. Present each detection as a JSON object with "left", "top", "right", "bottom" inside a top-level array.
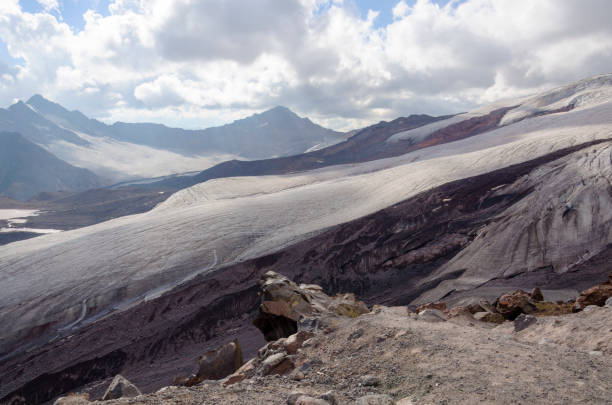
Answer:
[
  {"left": 0, "top": 0, "right": 611, "bottom": 131},
  {"left": 36, "top": 0, "right": 60, "bottom": 13}
]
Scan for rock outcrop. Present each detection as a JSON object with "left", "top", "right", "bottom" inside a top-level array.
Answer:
[
  {"left": 573, "top": 272, "right": 612, "bottom": 312},
  {"left": 253, "top": 271, "right": 369, "bottom": 341},
  {"left": 494, "top": 290, "right": 537, "bottom": 320}
]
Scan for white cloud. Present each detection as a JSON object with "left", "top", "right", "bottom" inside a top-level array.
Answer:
[
  {"left": 0, "top": 0, "right": 611, "bottom": 131},
  {"left": 36, "top": 0, "right": 60, "bottom": 12}
]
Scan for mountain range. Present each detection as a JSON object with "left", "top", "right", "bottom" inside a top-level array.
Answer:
[
  {"left": 1, "top": 74, "right": 612, "bottom": 404},
  {"left": 0, "top": 97, "right": 346, "bottom": 198}
]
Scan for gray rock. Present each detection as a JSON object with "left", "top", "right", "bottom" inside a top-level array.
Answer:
[
  {"left": 262, "top": 352, "right": 287, "bottom": 368},
  {"left": 606, "top": 297, "right": 612, "bottom": 308},
  {"left": 417, "top": 308, "right": 447, "bottom": 322},
  {"left": 354, "top": 394, "right": 395, "bottom": 405},
  {"left": 102, "top": 374, "right": 141, "bottom": 400},
  {"left": 514, "top": 313, "right": 537, "bottom": 332},
  {"left": 360, "top": 374, "right": 382, "bottom": 387}
]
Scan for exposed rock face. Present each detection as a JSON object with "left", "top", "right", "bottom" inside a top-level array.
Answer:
[
  {"left": 419, "top": 142, "right": 612, "bottom": 304},
  {"left": 495, "top": 290, "right": 537, "bottom": 320},
  {"left": 253, "top": 271, "right": 369, "bottom": 341},
  {"left": 573, "top": 273, "right": 612, "bottom": 312},
  {"left": 101, "top": 375, "right": 141, "bottom": 400}
]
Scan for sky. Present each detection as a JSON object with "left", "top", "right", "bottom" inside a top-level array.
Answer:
[{"left": 0, "top": 0, "right": 611, "bottom": 131}]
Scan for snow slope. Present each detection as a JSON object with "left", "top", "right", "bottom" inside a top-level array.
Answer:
[
  {"left": 1, "top": 74, "right": 612, "bottom": 356},
  {"left": 45, "top": 130, "right": 236, "bottom": 180}
]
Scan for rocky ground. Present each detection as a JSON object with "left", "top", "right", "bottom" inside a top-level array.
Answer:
[{"left": 51, "top": 273, "right": 612, "bottom": 405}]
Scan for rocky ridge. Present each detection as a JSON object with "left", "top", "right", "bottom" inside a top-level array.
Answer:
[{"left": 49, "top": 271, "right": 612, "bottom": 405}]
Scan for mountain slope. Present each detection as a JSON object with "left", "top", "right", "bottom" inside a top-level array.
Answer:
[
  {"left": 1, "top": 74, "right": 612, "bottom": 403},
  {"left": 0, "top": 132, "right": 104, "bottom": 200},
  {"left": 24, "top": 95, "right": 346, "bottom": 159}
]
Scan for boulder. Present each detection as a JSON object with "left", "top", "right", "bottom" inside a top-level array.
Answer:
[
  {"left": 416, "top": 301, "right": 446, "bottom": 313},
  {"left": 495, "top": 290, "right": 536, "bottom": 320},
  {"left": 253, "top": 271, "right": 368, "bottom": 341},
  {"left": 354, "top": 394, "right": 395, "bottom": 405},
  {"left": 572, "top": 274, "right": 612, "bottom": 312},
  {"left": 178, "top": 339, "right": 243, "bottom": 386},
  {"left": 101, "top": 375, "right": 141, "bottom": 400},
  {"left": 473, "top": 311, "right": 504, "bottom": 324},
  {"left": 261, "top": 352, "right": 295, "bottom": 375},
  {"left": 416, "top": 308, "right": 447, "bottom": 322},
  {"left": 514, "top": 313, "right": 537, "bottom": 332},
  {"left": 465, "top": 300, "right": 496, "bottom": 314},
  {"left": 530, "top": 287, "right": 544, "bottom": 301},
  {"left": 284, "top": 330, "right": 315, "bottom": 354},
  {"left": 605, "top": 297, "right": 612, "bottom": 308}
]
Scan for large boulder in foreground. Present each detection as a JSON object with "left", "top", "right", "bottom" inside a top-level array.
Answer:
[
  {"left": 101, "top": 375, "right": 141, "bottom": 400},
  {"left": 253, "top": 271, "right": 369, "bottom": 341},
  {"left": 573, "top": 272, "right": 612, "bottom": 312}
]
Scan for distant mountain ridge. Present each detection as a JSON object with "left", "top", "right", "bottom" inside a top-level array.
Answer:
[
  {"left": 23, "top": 95, "right": 346, "bottom": 158},
  {"left": 0, "top": 96, "right": 347, "bottom": 183},
  {"left": 0, "top": 132, "right": 103, "bottom": 200}
]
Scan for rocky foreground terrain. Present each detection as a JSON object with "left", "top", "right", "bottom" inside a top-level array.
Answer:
[{"left": 48, "top": 271, "right": 612, "bottom": 405}]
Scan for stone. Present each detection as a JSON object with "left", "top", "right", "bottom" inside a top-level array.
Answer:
[
  {"left": 495, "top": 290, "right": 536, "bottom": 320},
  {"left": 254, "top": 272, "right": 369, "bottom": 341},
  {"left": 354, "top": 394, "right": 395, "bottom": 405},
  {"left": 262, "top": 352, "right": 294, "bottom": 375},
  {"left": 416, "top": 301, "right": 447, "bottom": 313},
  {"left": 290, "top": 369, "right": 305, "bottom": 381},
  {"left": 360, "top": 374, "right": 382, "bottom": 386},
  {"left": 197, "top": 339, "right": 243, "bottom": 381},
  {"left": 222, "top": 372, "right": 246, "bottom": 386},
  {"left": 417, "top": 308, "right": 447, "bottom": 322},
  {"left": 465, "top": 300, "right": 496, "bottom": 314},
  {"left": 320, "top": 390, "right": 338, "bottom": 405},
  {"left": 284, "top": 330, "right": 315, "bottom": 354},
  {"left": 53, "top": 394, "right": 91, "bottom": 405},
  {"left": 396, "top": 398, "right": 414, "bottom": 405},
  {"left": 530, "top": 287, "right": 544, "bottom": 301},
  {"left": 101, "top": 375, "right": 141, "bottom": 400},
  {"left": 514, "top": 313, "right": 537, "bottom": 332},
  {"left": 605, "top": 297, "right": 612, "bottom": 308},
  {"left": 473, "top": 311, "right": 504, "bottom": 324},
  {"left": 572, "top": 276, "right": 612, "bottom": 312}
]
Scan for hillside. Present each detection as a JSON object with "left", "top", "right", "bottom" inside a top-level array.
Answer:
[{"left": 0, "top": 132, "right": 104, "bottom": 200}]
